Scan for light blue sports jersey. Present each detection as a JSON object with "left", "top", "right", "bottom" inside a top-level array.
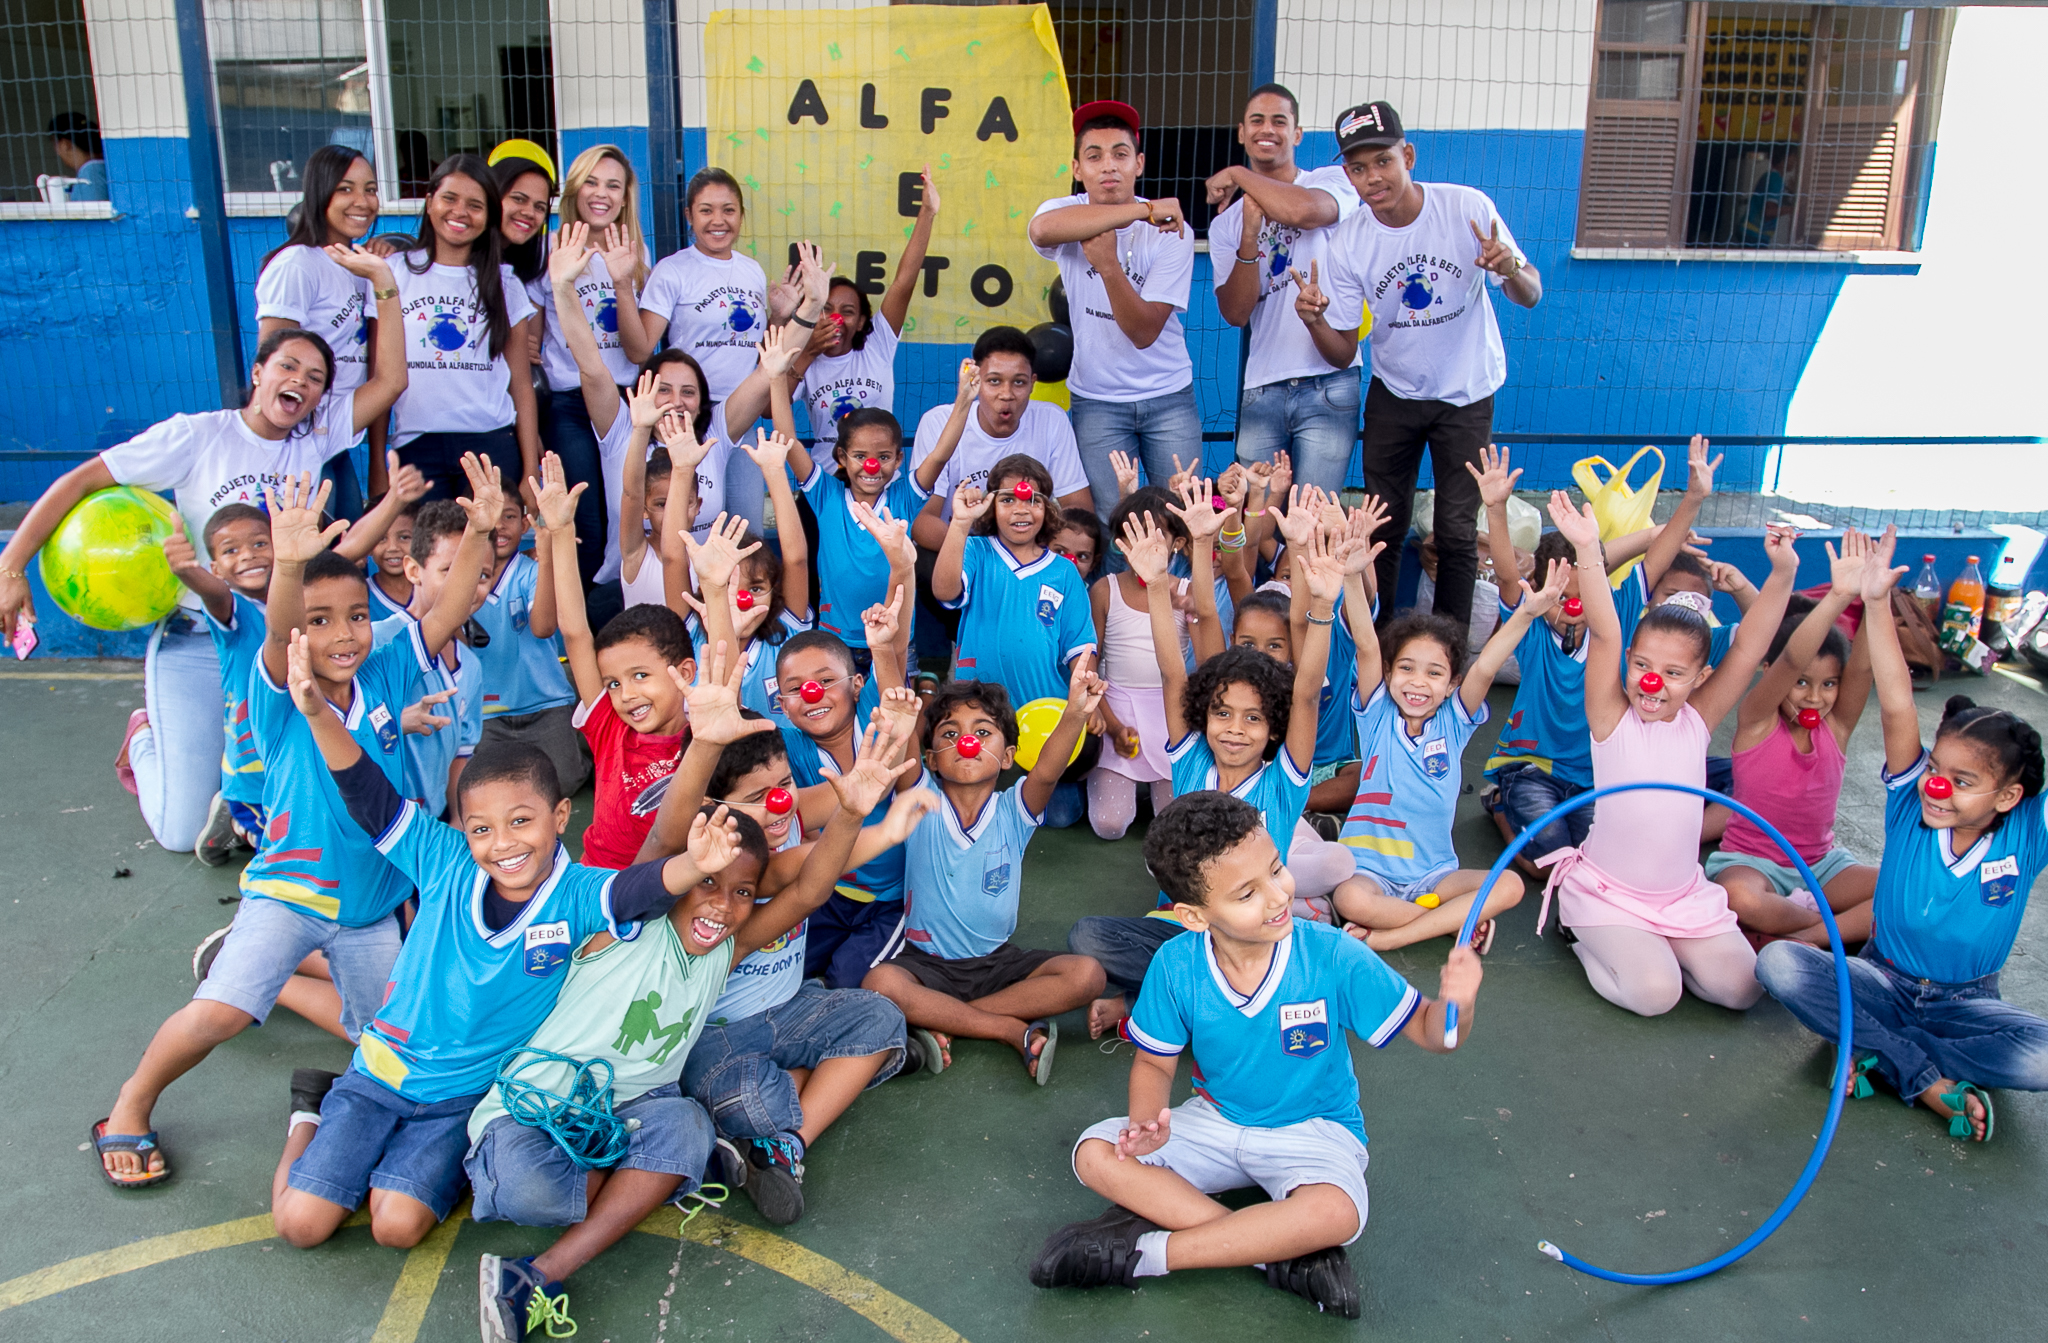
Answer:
[
  {"left": 1161, "top": 734, "right": 1311, "bottom": 915},
  {"left": 686, "top": 609, "right": 810, "bottom": 732},
  {"left": 373, "top": 613, "right": 483, "bottom": 819},
  {"left": 205, "top": 592, "right": 269, "bottom": 806},
  {"left": 1613, "top": 566, "right": 1734, "bottom": 666},
  {"left": 240, "top": 630, "right": 424, "bottom": 925},
  {"left": 799, "top": 467, "right": 927, "bottom": 649},
  {"left": 474, "top": 552, "right": 576, "bottom": 718},
  {"left": 779, "top": 679, "right": 899, "bottom": 905},
  {"left": 366, "top": 571, "right": 410, "bottom": 624},
  {"left": 945, "top": 535, "right": 1097, "bottom": 708},
  {"left": 1343, "top": 683, "right": 1486, "bottom": 886},
  {"left": 1871, "top": 752, "right": 2048, "bottom": 984},
  {"left": 1127, "top": 918, "right": 1420, "bottom": 1141},
  {"left": 354, "top": 803, "right": 636, "bottom": 1102},
  {"left": 711, "top": 824, "right": 807, "bottom": 1023},
  {"left": 901, "top": 771, "right": 1043, "bottom": 959},
  {"left": 1484, "top": 599, "right": 1594, "bottom": 786}
]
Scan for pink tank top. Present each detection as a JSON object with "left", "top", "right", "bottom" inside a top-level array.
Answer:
[
  {"left": 1720, "top": 714, "right": 1843, "bottom": 865},
  {"left": 1578, "top": 704, "right": 1709, "bottom": 893},
  {"left": 1100, "top": 576, "right": 1186, "bottom": 689}
]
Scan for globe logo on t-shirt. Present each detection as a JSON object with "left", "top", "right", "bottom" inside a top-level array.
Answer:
[
  {"left": 1267, "top": 233, "right": 1293, "bottom": 280},
  {"left": 426, "top": 312, "right": 468, "bottom": 352},
  {"left": 595, "top": 293, "right": 619, "bottom": 334},
  {"left": 352, "top": 322, "right": 369, "bottom": 347},
  {"left": 831, "top": 390, "right": 860, "bottom": 421},
  {"left": 726, "top": 297, "right": 758, "bottom": 333},
  {"left": 1399, "top": 269, "right": 1436, "bottom": 313}
]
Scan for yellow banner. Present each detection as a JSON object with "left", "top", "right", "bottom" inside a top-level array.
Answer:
[{"left": 706, "top": 4, "right": 1072, "bottom": 341}]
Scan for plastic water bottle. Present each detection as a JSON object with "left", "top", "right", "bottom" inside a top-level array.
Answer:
[{"left": 1912, "top": 555, "right": 1943, "bottom": 624}]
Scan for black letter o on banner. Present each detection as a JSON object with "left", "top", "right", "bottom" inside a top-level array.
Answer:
[{"left": 970, "top": 264, "right": 1013, "bottom": 307}]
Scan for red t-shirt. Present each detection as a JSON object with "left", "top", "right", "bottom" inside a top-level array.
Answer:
[{"left": 575, "top": 696, "right": 687, "bottom": 869}]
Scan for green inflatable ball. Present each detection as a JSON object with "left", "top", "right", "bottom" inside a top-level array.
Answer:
[{"left": 39, "top": 485, "right": 185, "bottom": 631}]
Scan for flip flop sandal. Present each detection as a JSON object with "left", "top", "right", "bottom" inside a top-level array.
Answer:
[
  {"left": 1472, "top": 920, "right": 1498, "bottom": 955},
  {"left": 1846, "top": 1054, "right": 1881, "bottom": 1100},
  {"left": 1026, "top": 1019, "right": 1058, "bottom": 1088},
  {"left": 91, "top": 1118, "right": 170, "bottom": 1189},
  {"left": 909, "top": 1028, "right": 949, "bottom": 1075},
  {"left": 1939, "top": 1083, "right": 1994, "bottom": 1142}
]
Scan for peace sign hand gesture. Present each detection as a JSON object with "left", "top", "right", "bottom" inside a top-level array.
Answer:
[
  {"left": 1469, "top": 217, "right": 1521, "bottom": 279},
  {"left": 1290, "top": 261, "right": 1329, "bottom": 325}
]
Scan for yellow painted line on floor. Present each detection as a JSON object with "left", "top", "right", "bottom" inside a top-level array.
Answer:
[
  {"left": 0, "top": 670, "right": 142, "bottom": 680},
  {"left": 0, "top": 1208, "right": 369, "bottom": 1315},
  {"left": 369, "top": 1210, "right": 466, "bottom": 1343},
  {"left": 637, "top": 1207, "right": 971, "bottom": 1343}
]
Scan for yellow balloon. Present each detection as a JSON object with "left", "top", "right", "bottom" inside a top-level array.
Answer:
[{"left": 1012, "top": 697, "right": 1081, "bottom": 771}]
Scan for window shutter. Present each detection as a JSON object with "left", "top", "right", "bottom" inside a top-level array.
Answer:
[
  {"left": 1798, "top": 8, "right": 1925, "bottom": 251},
  {"left": 1578, "top": 3, "right": 1703, "bottom": 248},
  {"left": 1580, "top": 113, "right": 1689, "bottom": 245}
]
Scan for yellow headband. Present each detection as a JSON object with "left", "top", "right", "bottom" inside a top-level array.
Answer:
[{"left": 487, "top": 139, "right": 556, "bottom": 185}]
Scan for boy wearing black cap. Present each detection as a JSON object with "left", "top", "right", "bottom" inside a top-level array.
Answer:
[
  {"left": 1027, "top": 100, "right": 1198, "bottom": 522},
  {"left": 1296, "top": 101, "right": 1542, "bottom": 634}
]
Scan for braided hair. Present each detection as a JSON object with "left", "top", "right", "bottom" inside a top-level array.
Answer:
[{"left": 1937, "top": 696, "right": 2046, "bottom": 798}]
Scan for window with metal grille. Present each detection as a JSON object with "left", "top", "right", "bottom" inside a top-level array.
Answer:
[
  {"left": 1578, "top": 2, "right": 1951, "bottom": 252},
  {"left": 0, "top": 0, "right": 101, "bottom": 203},
  {"left": 208, "top": 0, "right": 557, "bottom": 206}
]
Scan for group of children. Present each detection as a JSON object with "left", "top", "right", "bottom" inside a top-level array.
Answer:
[{"left": 3, "top": 91, "right": 2038, "bottom": 1338}]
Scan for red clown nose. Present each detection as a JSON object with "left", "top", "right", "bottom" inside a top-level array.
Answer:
[
  {"left": 862, "top": 457, "right": 882, "bottom": 475},
  {"left": 734, "top": 589, "right": 755, "bottom": 611},
  {"left": 764, "top": 787, "right": 794, "bottom": 815},
  {"left": 1638, "top": 672, "right": 1665, "bottom": 696},
  {"left": 799, "top": 680, "right": 824, "bottom": 704},
  {"left": 1562, "top": 597, "right": 1584, "bottom": 618},
  {"left": 954, "top": 733, "right": 983, "bottom": 759},
  {"left": 1797, "top": 708, "right": 1823, "bottom": 730},
  {"left": 1923, "top": 774, "right": 1955, "bottom": 801},
  {"left": 1011, "top": 480, "right": 1033, "bottom": 502}
]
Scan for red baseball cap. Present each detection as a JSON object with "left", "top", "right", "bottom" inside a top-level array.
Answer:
[{"left": 1072, "top": 99, "right": 1141, "bottom": 139}]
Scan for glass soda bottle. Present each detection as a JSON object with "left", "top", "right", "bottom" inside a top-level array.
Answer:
[{"left": 1912, "top": 555, "right": 1943, "bottom": 624}]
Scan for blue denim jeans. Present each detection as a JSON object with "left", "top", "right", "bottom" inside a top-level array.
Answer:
[
  {"left": 1235, "top": 368, "right": 1361, "bottom": 498},
  {"left": 1756, "top": 941, "right": 2048, "bottom": 1101},
  {"left": 682, "top": 981, "right": 905, "bottom": 1139},
  {"left": 466, "top": 1082, "right": 715, "bottom": 1225},
  {"left": 1067, "top": 914, "right": 1186, "bottom": 1000},
  {"left": 1490, "top": 763, "right": 1593, "bottom": 860},
  {"left": 131, "top": 615, "right": 225, "bottom": 851},
  {"left": 1070, "top": 385, "right": 1203, "bottom": 525},
  {"left": 715, "top": 413, "right": 771, "bottom": 532},
  {"left": 539, "top": 389, "right": 613, "bottom": 592}
]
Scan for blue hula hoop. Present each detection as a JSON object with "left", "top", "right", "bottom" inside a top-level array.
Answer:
[{"left": 1446, "top": 780, "right": 1855, "bottom": 1285}]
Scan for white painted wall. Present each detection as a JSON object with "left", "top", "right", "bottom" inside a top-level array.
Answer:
[
  {"left": 553, "top": 0, "right": 645, "bottom": 131},
  {"left": 84, "top": 0, "right": 188, "bottom": 138}
]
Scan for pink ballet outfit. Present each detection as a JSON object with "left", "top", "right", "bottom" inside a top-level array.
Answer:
[
  {"left": 1095, "top": 576, "right": 1186, "bottom": 783},
  {"left": 1720, "top": 713, "right": 1844, "bottom": 866},
  {"left": 1539, "top": 704, "right": 1738, "bottom": 940}
]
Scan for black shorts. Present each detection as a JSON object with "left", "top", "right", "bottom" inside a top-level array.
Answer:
[{"left": 890, "top": 940, "right": 1057, "bottom": 1001}]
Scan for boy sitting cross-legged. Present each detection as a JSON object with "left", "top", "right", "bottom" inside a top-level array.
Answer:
[
  {"left": 468, "top": 649, "right": 925, "bottom": 1341},
  {"left": 91, "top": 468, "right": 490, "bottom": 1191},
  {"left": 1029, "top": 790, "right": 1483, "bottom": 1318},
  {"left": 265, "top": 635, "right": 785, "bottom": 1252},
  {"left": 861, "top": 664, "right": 1110, "bottom": 1085}
]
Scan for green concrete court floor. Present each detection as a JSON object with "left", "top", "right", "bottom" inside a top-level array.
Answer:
[{"left": 1, "top": 660, "right": 2044, "bottom": 1343}]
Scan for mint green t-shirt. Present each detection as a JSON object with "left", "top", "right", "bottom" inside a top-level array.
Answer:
[{"left": 468, "top": 916, "right": 735, "bottom": 1143}]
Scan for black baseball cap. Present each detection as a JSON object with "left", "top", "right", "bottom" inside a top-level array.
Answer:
[{"left": 1334, "top": 101, "right": 1403, "bottom": 156}]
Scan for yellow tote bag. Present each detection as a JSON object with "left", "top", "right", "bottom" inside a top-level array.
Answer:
[{"left": 1571, "top": 446, "right": 1664, "bottom": 585}]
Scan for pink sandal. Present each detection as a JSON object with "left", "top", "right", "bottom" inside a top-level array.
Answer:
[{"left": 113, "top": 709, "right": 148, "bottom": 796}]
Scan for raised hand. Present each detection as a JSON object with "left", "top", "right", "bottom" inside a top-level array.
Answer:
[
  {"left": 917, "top": 165, "right": 941, "bottom": 219},
  {"left": 322, "top": 242, "right": 397, "bottom": 290},
  {"left": 757, "top": 319, "right": 802, "bottom": 381},
  {"left": 285, "top": 628, "right": 327, "bottom": 717},
  {"left": 598, "top": 222, "right": 639, "bottom": 278},
  {"left": 766, "top": 261, "right": 803, "bottom": 325},
  {"left": 1827, "top": 529, "right": 1868, "bottom": 593},
  {"left": 950, "top": 480, "right": 993, "bottom": 524},
  {"left": 264, "top": 472, "right": 345, "bottom": 564},
  {"left": 1465, "top": 442, "right": 1522, "bottom": 510},
  {"left": 1469, "top": 217, "right": 1519, "bottom": 278},
  {"left": 1518, "top": 558, "right": 1570, "bottom": 619},
  {"left": 1166, "top": 474, "right": 1227, "bottom": 543},
  {"left": 532, "top": 452, "right": 585, "bottom": 533},
  {"left": 1274, "top": 485, "right": 1320, "bottom": 551},
  {"left": 1216, "top": 462, "right": 1248, "bottom": 517},
  {"left": 1861, "top": 524, "right": 1907, "bottom": 601},
  {"left": 860, "top": 583, "right": 907, "bottom": 651},
  {"left": 401, "top": 688, "right": 456, "bottom": 735},
  {"left": 851, "top": 501, "right": 915, "bottom": 570},
  {"left": 548, "top": 220, "right": 594, "bottom": 287},
  {"left": 1338, "top": 506, "right": 1388, "bottom": 577},
  {"left": 831, "top": 716, "right": 922, "bottom": 818},
  {"left": 1764, "top": 522, "right": 1801, "bottom": 576},
  {"left": 874, "top": 681, "right": 921, "bottom": 744},
  {"left": 625, "top": 370, "right": 663, "bottom": 430},
  {"left": 1298, "top": 527, "right": 1345, "bottom": 605},
  {"left": 1109, "top": 449, "right": 1140, "bottom": 501},
  {"left": 1266, "top": 449, "right": 1293, "bottom": 503},
  {"left": 794, "top": 240, "right": 833, "bottom": 308},
  {"left": 1066, "top": 656, "right": 1108, "bottom": 720},
  {"left": 682, "top": 639, "right": 774, "bottom": 746},
  {"left": 1116, "top": 1107, "right": 1172, "bottom": 1161},
  {"left": 1117, "top": 511, "right": 1173, "bottom": 585},
  {"left": 738, "top": 427, "right": 792, "bottom": 473},
  {"left": 1352, "top": 494, "right": 1391, "bottom": 546},
  {"left": 871, "top": 786, "right": 941, "bottom": 847},
  {"left": 1290, "top": 261, "right": 1329, "bottom": 324},
  {"left": 1547, "top": 490, "right": 1602, "bottom": 550},
  {"left": 684, "top": 513, "right": 760, "bottom": 593},
  {"left": 954, "top": 356, "right": 979, "bottom": 405},
  {"left": 456, "top": 452, "right": 506, "bottom": 535},
  {"left": 383, "top": 450, "right": 429, "bottom": 504},
  {"left": 1684, "top": 433, "right": 1722, "bottom": 500},
  {"left": 687, "top": 804, "right": 745, "bottom": 876},
  {"left": 162, "top": 514, "right": 204, "bottom": 577},
  {"left": 659, "top": 411, "right": 713, "bottom": 470}
]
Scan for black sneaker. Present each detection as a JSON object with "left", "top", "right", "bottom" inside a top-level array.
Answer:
[
  {"left": 191, "top": 925, "right": 232, "bottom": 983},
  {"left": 740, "top": 1134, "right": 805, "bottom": 1225},
  {"left": 1306, "top": 810, "right": 1343, "bottom": 843},
  {"left": 1264, "top": 1245, "right": 1361, "bottom": 1318},
  {"left": 1028, "top": 1204, "right": 1160, "bottom": 1289},
  {"left": 903, "top": 1028, "right": 948, "bottom": 1075},
  {"left": 478, "top": 1252, "right": 573, "bottom": 1341},
  {"left": 194, "top": 792, "right": 236, "bottom": 867},
  {"left": 289, "top": 1068, "right": 340, "bottom": 1119},
  {"left": 709, "top": 1135, "right": 748, "bottom": 1191}
]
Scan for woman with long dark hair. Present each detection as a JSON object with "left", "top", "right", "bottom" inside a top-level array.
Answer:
[{"left": 386, "top": 154, "right": 542, "bottom": 499}]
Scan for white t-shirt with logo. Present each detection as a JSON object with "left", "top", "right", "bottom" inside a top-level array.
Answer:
[
  {"left": 639, "top": 247, "right": 769, "bottom": 403},
  {"left": 531, "top": 245, "right": 652, "bottom": 393},
  {"left": 254, "top": 245, "right": 374, "bottom": 397},
  {"left": 99, "top": 397, "right": 360, "bottom": 610},
  {"left": 910, "top": 400, "right": 1089, "bottom": 522},
  {"left": 796, "top": 316, "right": 898, "bottom": 471},
  {"left": 1320, "top": 182, "right": 1526, "bottom": 408},
  {"left": 388, "top": 255, "right": 536, "bottom": 443},
  {"left": 591, "top": 400, "right": 737, "bottom": 578},
  {"left": 1208, "top": 166, "right": 1361, "bottom": 389},
  {"left": 1030, "top": 193, "right": 1194, "bottom": 402}
]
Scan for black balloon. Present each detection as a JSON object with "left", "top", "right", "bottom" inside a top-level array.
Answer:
[
  {"left": 1048, "top": 276, "right": 1069, "bottom": 327},
  {"left": 1027, "top": 322, "right": 1073, "bottom": 383}
]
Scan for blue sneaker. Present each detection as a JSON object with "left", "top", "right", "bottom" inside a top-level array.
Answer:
[
  {"left": 478, "top": 1253, "right": 574, "bottom": 1340},
  {"left": 741, "top": 1134, "right": 806, "bottom": 1225}
]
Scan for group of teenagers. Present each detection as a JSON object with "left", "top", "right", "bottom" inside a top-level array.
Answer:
[{"left": 2, "top": 83, "right": 2045, "bottom": 1336}]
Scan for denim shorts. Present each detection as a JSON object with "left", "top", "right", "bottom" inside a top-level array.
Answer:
[
  {"left": 1074, "top": 1096, "right": 1370, "bottom": 1245},
  {"left": 465, "top": 1082, "right": 716, "bottom": 1226},
  {"left": 1705, "top": 845, "right": 1861, "bottom": 894},
  {"left": 1350, "top": 863, "right": 1460, "bottom": 904},
  {"left": 195, "top": 896, "right": 401, "bottom": 1040},
  {"left": 287, "top": 1067, "right": 479, "bottom": 1219},
  {"left": 684, "top": 981, "right": 905, "bottom": 1140}
]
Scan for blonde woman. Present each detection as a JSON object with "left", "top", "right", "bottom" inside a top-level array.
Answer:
[{"left": 537, "top": 145, "right": 652, "bottom": 622}]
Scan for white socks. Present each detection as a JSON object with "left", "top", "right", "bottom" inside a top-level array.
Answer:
[
  {"left": 1134, "top": 1229, "right": 1171, "bottom": 1278},
  {"left": 289, "top": 1110, "right": 323, "bottom": 1135}
]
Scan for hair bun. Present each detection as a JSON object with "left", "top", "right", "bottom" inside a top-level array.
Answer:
[{"left": 1942, "top": 694, "right": 1978, "bottom": 721}]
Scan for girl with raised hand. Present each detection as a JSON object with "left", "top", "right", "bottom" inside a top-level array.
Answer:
[
  {"left": 1757, "top": 529, "right": 2048, "bottom": 1143},
  {"left": 1540, "top": 493, "right": 1798, "bottom": 1017},
  {"left": 1709, "top": 530, "right": 1881, "bottom": 944},
  {"left": 784, "top": 167, "right": 941, "bottom": 471},
  {"left": 387, "top": 154, "right": 541, "bottom": 500}
]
